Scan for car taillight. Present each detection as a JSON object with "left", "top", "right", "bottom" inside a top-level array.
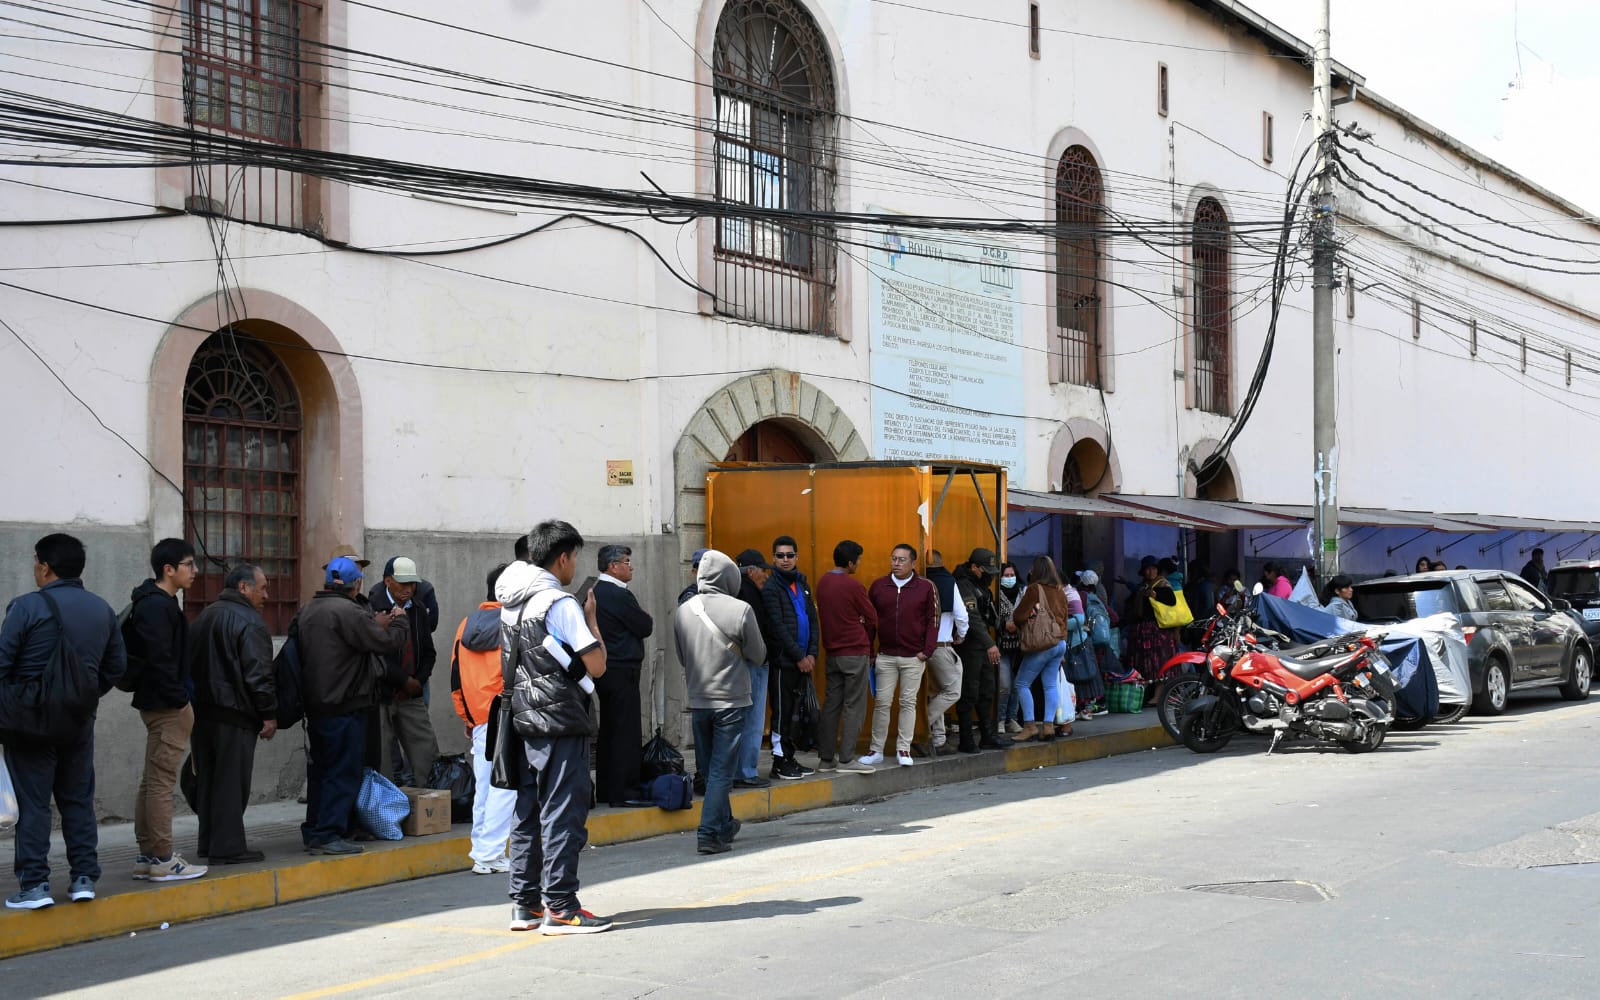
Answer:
[{"left": 1460, "top": 627, "right": 1477, "bottom": 644}]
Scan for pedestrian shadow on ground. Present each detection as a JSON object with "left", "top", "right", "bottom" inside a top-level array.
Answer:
[{"left": 611, "top": 895, "right": 859, "bottom": 929}]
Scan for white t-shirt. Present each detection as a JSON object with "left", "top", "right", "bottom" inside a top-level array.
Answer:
[
  {"left": 937, "top": 585, "right": 970, "bottom": 643},
  {"left": 544, "top": 592, "right": 599, "bottom": 655}
]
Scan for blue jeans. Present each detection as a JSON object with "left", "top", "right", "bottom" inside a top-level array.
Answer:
[
  {"left": 1014, "top": 641, "right": 1066, "bottom": 724},
  {"left": 692, "top": 706, "right": 746, "bottom": 847},
  {"left": 999, "top": 649, "right": 1021, "bottom": 728},
  {"left": 737, "top": 660, "right": 769, "bottom": 780},
  {"left": 302, "top": 712, "right": 366, "bottom": 847}
]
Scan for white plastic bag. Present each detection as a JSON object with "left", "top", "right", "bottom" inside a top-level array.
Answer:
[
  {"left": 0, "top": 755, "right": 17, "bottom": 831},
  {"left": 1054, "top": 666, "right": 1076, "bottom": 725}
]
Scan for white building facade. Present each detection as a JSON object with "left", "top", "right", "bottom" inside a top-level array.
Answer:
[{"left": 3, "top": 0, "right": 1597, "bottom": 814}]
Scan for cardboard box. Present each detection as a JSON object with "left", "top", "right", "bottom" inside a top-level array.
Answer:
[{"left": 400, "top": 787, "right": 451, "bottom": 837}]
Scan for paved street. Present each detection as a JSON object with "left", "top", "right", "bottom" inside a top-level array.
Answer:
[{"left": 14, "top": 696, "right": 1600, "bottom": 999}]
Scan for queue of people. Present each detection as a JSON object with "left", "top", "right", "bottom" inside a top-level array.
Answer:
[{"left": 13, "top": 526, "right": 1491, "bottom": 928}]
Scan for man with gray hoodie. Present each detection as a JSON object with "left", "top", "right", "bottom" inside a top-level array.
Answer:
[{"left": 673, "top": 550, "right": 767, "bottom": 855}]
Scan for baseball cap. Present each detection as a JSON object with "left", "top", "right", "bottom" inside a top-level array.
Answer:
[
  {"left": 690, "top": 548, "right": 710, "bottom": 568},
  {"left": 1079, "top": 569, "right": 1100, "bottom": 586},
  {"left": 323, "top": 543, "right": 370, "bottom": 569},
  {"left": 388, "top": 556, "right": 421, "bottom": 583},
  {"left": 966, "top": 547, "right": 998, "bottom": 572},
  {"left": 735, "top": 548, "right": 773, "bottom": 571},
  {"left": 325, "top": 556, "right": 364, "bottom": 587}
]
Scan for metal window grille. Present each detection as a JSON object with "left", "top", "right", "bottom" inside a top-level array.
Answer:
[
  {"left": 712, "top": 0, "right": 837, "bottom": 335},
  {"left": 1054, "top": 145, "right": 1104, "bottom": 387},
  {"left": 182, "top": 0, "right": 309, "bottom": 228},
  {"left": 1192, "top": 197, "right": 1231, "bottom": 415},
  {"left": 183, "top": 333, "right": 302, "bottom": 633}
]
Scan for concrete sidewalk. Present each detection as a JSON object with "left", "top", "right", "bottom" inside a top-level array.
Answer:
[{"left": 0, "top": 710, "right": 1173, "bottom": 959}]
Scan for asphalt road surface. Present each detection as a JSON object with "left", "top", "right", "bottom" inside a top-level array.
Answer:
[{"left": 15, "top": 695, "right": 1600, "bottom": 999}]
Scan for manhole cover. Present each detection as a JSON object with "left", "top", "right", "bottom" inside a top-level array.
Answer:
[{"left": 1185, "top": 880, "right": 1333, "bottom": 903}]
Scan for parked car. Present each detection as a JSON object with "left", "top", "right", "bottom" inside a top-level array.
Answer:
[
  {"left": 1548, "top": 561, "right": 1600, "bottom": 648},
  {"left": 1351, "top": 570, "right": 1592, "bottom": 715}
]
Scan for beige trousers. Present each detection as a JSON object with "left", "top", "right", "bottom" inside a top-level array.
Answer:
[{"left": 870, "top": 654, "right": 926, "bottom": 756}]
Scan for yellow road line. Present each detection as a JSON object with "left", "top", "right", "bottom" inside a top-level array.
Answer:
[
  {"left": 270, "top": 916, "right": 521, "bottom": 939},
  {"left": 278, "top": 811, "right": 1095, "bottom": 998},
  {"left": 276, "top": 937, "right": 545, "bottom": 1000}
]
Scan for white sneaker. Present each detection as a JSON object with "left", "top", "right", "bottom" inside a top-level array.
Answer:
[
  {"left": 837, "top": 758, "right": 875, "bottom": 773},
  {"left": 472, "top": 860, "right": 510, "bottom": 875},
  {"left": 1005, "top": 720, "right": 1022, "bottom": 734},
  {"left": 858, "top": 752, "right": 884, "bottom": 766},
  {"left": 896, "top": 754, "right": 914, "bottom": 767}
]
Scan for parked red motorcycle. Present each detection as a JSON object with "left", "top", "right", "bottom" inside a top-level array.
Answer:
[
  {"left": 1179, "top": 599, "right": 1397, "bottom": 754},
  {"left": 1154, "top": 611, "right": 1299, "bottom": 742}
]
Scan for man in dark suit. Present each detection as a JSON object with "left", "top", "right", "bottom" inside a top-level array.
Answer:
[{"left": 592, "top": 544, "right": 654, "bottom": 806}]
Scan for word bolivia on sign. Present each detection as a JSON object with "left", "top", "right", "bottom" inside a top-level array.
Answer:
[{"left": 868, "top": 225, "right": 1025, "bottom": 480}]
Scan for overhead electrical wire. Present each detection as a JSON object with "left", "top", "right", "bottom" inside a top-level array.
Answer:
[{"left": 0, "top": 0, "right": 1301, "bottom": 216}]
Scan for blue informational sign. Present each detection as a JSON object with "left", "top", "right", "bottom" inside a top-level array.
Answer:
[{"left": 868, "top": 226, "right": 1026, "bottom": 480}]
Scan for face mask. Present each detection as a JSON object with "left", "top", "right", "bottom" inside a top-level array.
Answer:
[{"left": 1001, "top": 575, "right": 1017, "bottom": 587}]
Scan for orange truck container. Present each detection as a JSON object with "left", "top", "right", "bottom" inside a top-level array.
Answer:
[{"left": 706, "top": 461, "right": 1007, "bottom": 754}]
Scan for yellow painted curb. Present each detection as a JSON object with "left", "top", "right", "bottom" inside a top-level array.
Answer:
[
  {"left": 1004, "top": 742, "right": 1059, "bottom": 772},
  {"left": 0, "top": 722, "right": 1174, "bottom": 959},
  {"left": 1060, "top": 724, "right": 1172, "bottom": 763},
  {"left": 768, "top": 780, "right": 834, "bottom": 817},
  {"left": 275, "top": 836, "right": 474, "bottom": 903},
  {"left": 0, "top": 869, "right": 278, "bottom": 960}
]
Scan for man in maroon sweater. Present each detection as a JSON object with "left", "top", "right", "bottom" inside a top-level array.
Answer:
[
  {"left": 814, "top": 540, "right": 879, "bottom": 773},
  {"left": 864, "top": 544, "right": 940, "bottom": 767}
]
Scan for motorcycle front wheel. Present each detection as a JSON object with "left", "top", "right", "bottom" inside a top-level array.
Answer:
[
  {"left": 1179, "top": 702, "right": 1237, "bottom": 754},
  {"left": 1156, "top": 674, "right": 1209, "bottom": 743},
  {"left": 1339, "top": 723, "right": 1387, "bottom": 754}
]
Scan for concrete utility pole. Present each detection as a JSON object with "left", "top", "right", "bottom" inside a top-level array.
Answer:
[{"left": 1311, "top": 0, "right": 1340, "bottom": 582}]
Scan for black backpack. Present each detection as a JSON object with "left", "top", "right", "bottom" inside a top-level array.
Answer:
[
  {"left": 272, "top": 633, "right": 305, "bottom": 731},
  {"left": 113, "top": 594, "right": 151, "bottom": 694},
  {"left": 0, "top": 592, "right": 103, "bottom": 745}
]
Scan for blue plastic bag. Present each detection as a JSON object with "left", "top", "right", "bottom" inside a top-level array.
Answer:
[{"left": 355, "top": 767, "right": 408, "bottom": 841}]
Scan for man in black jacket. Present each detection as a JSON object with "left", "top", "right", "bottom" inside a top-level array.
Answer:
[
  {"left": 761, "top": 535, "right": 819, "bottom": 780},
  {"left": 125, "top": 537, "right": 206, "bottom": 883},
  {"left": 189, "top": 564, "right": 276, "bottom": 865},
  {"left": 592, "top": 544, "right": 653, "bottom": 807},
  {"left": 954, "top": 549, "right": 1008, "bottom": 753},
  {"left": 368, "top": 556, "right": 439, "bottom": 785},
  {"left": 1, "top": 533, "right": 125, "bottom": 910},
  {"left": 733, "top": 549, "right": 774, "bottom": 788}
]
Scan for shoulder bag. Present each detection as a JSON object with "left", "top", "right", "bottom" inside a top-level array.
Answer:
[
  {"left": 1150, "top": 587, "right": 1195, "bottom": 630},
  {"left": 486, "top": 603, "right": 527, "bottom": 790}
]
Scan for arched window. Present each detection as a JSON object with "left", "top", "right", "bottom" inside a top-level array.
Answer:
[
  {"left": 712, "top": 0, "right": 837, "bottom": 335},
  {"left": 183, "top": 333, "right": 302, "bottom": 632},
  {"left": 1054, "top": 145, "right": 1104, "bottom": 386},
  {"left": 1192, "top": 197, "right": 1231, "bottom": 415}
]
